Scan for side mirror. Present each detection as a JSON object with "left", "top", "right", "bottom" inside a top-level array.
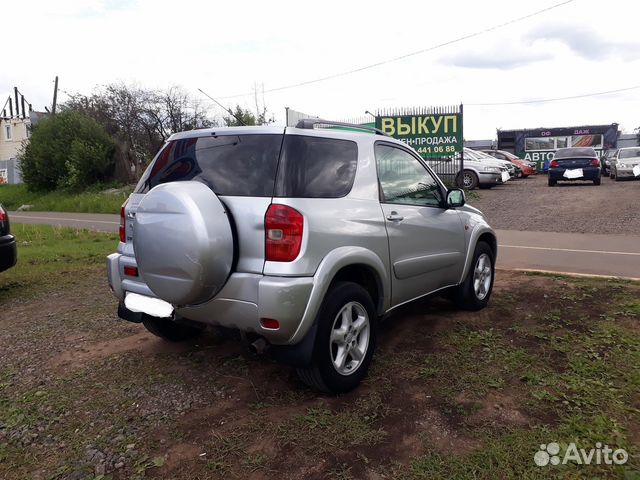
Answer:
[{"left": 446, "top": 188, "right": 465, "bottom": 208}]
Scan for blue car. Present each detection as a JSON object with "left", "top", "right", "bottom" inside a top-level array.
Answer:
[
  {"left": 548, "top": 147, "right": 601, "bottom": 187},
  {"left": 0, "top": 204, "right": 17, "bottom": 273}
]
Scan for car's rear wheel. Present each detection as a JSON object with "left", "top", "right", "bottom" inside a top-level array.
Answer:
[
  {"left": 548, "top": 178, "right": 557, "bottom": 187},
  {"left": 460, "top": 170, "right": 479, "bottom": 190},
  {"left": 142, "top": 315, "right": 204, "bottom": 342},
  {"left": 297, "top": 281, "right": 377, "bottom": 394},
  {"left": 451, "top": 241, "right": 495, "bottom": 311},
  {"left": 593, "top": 177, "right": 601, "bottom": 185}
]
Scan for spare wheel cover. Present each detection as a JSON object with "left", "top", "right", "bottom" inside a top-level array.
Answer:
[{"left": 133, "top": 181, "right": 234, "bottom": 305}]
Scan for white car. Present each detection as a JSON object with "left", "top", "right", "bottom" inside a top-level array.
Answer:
[
  {"left": 610, "top": 147, "right": 640, "bottom": 181},
  {"left": 466, "top": 148, "right": 516, "bottom": 179}
]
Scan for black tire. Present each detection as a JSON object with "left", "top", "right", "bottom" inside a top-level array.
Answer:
[
  {"left": 614, "top": 174, "right": 620, "bottom": 182},
  {"left": 478, "top": 185, "right": 493, "bottom": 190},
  {"left": 142, "top": 315, "right": 203, "bottom": 342},
  {"left": 548, "top": 178, "right": 557, "bottom": 187},
  {"left": 451, "top": 241, "right": 495, "bottom": 311},
  {"left": 297, "top": 282, "right": 377, "bottom": 394},
  {"left": 461, "top": 170, "right": 479, "bottom": 190},
  {"left": 593, "top": 177, "right": 601, "bottom": 185}
]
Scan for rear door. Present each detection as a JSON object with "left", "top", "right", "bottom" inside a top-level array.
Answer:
[
  {"left": 375, "top": 142, "right": 466, "bottom": 306},
  {"left": 129, "top": 129, "right": 285, "bottom": 274}
]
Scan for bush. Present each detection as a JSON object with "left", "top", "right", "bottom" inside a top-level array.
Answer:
[{"left": 19, "top": 111, "right": 115, "bottom": 191}]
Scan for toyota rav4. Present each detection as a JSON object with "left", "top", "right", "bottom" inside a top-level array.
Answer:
[{"left": 107, "top": 120, "right": 497, "bottom": 393}]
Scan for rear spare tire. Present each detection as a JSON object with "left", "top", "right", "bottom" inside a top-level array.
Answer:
[{"left": 133, "top": 181, "right": 234, "bottom": 306}]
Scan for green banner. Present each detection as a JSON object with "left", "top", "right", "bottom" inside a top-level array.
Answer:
[{"left": 375, "top": 114, "right": 463, "bottom": 158}]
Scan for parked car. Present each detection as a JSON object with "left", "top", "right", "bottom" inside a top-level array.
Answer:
[
  {"left": 107, "top": 120, "right": 497, "bottom": 393},
  {"left": 610, "top": 147, "right": 640, "bottom": 181},
  {"left": 548, "top": 147, "right": 601, "bottom": 186},
  {"left": 481, "top": 149, "right": 536, "bottom": 177},
  {"left": 602, "top": 149, "right": 618, "bottom": 177},
  {"left": 468, "top": 148, "right": 516, "bottom": 178},
  {"left": 0, "top": 204, "right": 17, "bottom": 273},
  {"left": 424, "top": 154, "right": 505, "bottom": 190}
]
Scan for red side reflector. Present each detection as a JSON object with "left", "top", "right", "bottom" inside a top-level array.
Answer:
[
  {"left": 260, "top": 318, "right": 280, "bottom": 330},
  {"left": 124, "top": 266, "right": 138, "bottom": 277}
]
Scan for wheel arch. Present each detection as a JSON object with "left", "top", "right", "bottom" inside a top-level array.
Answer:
[
  {"left": 331, "top": 263, "right": 384, "bottom": 317},
  {"left": 287, "top": 246, "right": 390, "bottom": 345},
  {"left": 459, "top": 226, "right": 497, "bottom": 284}
]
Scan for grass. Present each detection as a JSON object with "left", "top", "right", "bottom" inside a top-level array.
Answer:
[
  {"left": 0, "top": 224, "right": 118, "bottom": 302},
  {"left": 0, "top": 183, "right": 132, "bottom": 214},
  {"left": 0, "top": 229, "right": 639, "bottom": 479}
]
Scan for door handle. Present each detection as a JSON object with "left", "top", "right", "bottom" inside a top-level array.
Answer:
[{"left": 386, "top": 212, "right": 404, "bottom": 222}]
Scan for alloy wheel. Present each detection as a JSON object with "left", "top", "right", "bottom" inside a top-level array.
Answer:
[
  {"left": 329, "top": 301, "right": 370, "bottom": 376},
  {"left": 473, "top": 253, "right": 492, "bottom": 300}
]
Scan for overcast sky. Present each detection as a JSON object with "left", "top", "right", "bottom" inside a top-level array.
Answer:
[{"left": 2, "top": 0, "right": 639, "bottom": 138}]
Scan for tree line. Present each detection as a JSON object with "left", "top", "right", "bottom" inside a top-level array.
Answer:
[{"left": 19, "top": 83, "right": 273, "bottom": 191}]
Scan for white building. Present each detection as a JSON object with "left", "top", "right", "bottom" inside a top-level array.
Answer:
[{"left": 0, "top": 115, "right": 32, "bottom": 184}]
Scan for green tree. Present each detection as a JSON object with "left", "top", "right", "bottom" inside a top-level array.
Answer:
[
  {"left": 19, "top": 111, "right": 115, "bottom": 191},
  {"left": 223, "top": 105, "right": 258, "bottom": 126}
]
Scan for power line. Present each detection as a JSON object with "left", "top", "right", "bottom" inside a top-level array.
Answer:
[
  {"left": 468, "top": 84, "right": 640, "bottom": 106},
  {"left": 213, "top": 0, "right": 576, "bottom": 100}
]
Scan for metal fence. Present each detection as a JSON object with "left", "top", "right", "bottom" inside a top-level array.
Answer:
[{"left": 375, "top": 105, "right": 464, "bottom": 187}]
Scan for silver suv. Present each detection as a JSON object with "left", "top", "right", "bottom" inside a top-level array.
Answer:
[{"left": 107, "top": 120, "right": 497, "bottom": 393}]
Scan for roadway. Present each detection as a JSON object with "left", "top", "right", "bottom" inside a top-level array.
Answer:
[{"left": 9, "top": 211, "right": 640, "bottom": 280}]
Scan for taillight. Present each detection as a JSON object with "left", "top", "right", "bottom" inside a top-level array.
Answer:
[
  {"left": 590, "top": 158, "right": 600, "bottom": 167},
  {"left": 549, "top": 160, "right": 559, "bottom": 168},
  {"left": 119, "top": 201, "right": 127, "bottom": 243},
  {"left": 265, "top": 204, "right": 303, "bottom": 262},
  {"left": 0, "top": 206, "right": 5, "bottom": 222}
]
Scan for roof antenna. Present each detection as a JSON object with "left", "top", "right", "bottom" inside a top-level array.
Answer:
[{"left": 198, "top": 88, "right": 245, "bottom": 126}]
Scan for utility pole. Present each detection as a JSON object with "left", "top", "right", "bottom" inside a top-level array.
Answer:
[{"left": 51, "top": 76, "right": 59, "bottom": 115}]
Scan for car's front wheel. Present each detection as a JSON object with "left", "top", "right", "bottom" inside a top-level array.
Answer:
[
  {"left": 142, "top": 315, "right": 204, "bottom": 342},
  {"left": 297, "top": 281, "right": 377, "bottom": 394},
  {"left": 451, "top": 241, "right": 495, "bottom": 311},
  {"left": 460, "top": 170, "right": 479, "bottom": 190}
]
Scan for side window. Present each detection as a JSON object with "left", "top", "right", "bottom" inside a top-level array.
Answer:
[
  {"left": 375, "top": 144, "right": 443, "bottom": 207},
  {"left": 276, "top": 135, "right": 358, "bottom": 198}
]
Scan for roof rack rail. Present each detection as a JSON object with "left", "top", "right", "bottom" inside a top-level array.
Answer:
[{"left": 295, "top": 118, "right": 389, "bottom": 137}]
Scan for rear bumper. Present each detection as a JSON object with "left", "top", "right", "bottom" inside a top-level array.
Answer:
[
  {"left": 549, "top": 166, "right": 600, "bottom": 181},
  {"left": 0, "top": 235, "right": 17, "bottom": 272},
  {"left": 107, "top": 253, "right": 314, "bottom": 345}
]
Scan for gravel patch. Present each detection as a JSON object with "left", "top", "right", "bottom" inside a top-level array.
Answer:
[{"left": 468, "top": 174, "right": 640, "bottom": 235}]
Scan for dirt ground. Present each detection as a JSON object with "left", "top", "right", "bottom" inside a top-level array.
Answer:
[
  {"left": 468, "top": 174, "right": 640, "bottom": 235},
  {"left": 1, "top": 269, "right": 639, "bottom": 479}
]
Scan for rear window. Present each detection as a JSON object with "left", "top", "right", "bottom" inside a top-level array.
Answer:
[
  {"left": 135, "top": 134, "right": 283, "bottom": 196},
  {"left": 275, "top": 135, "right": 357, "bottom": 198},
  {"left": 554, "top": 147, "right": 597, "bottom": 159},
  {"left": 619, "top": 148, "right": 640, "bottom": 159}
]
